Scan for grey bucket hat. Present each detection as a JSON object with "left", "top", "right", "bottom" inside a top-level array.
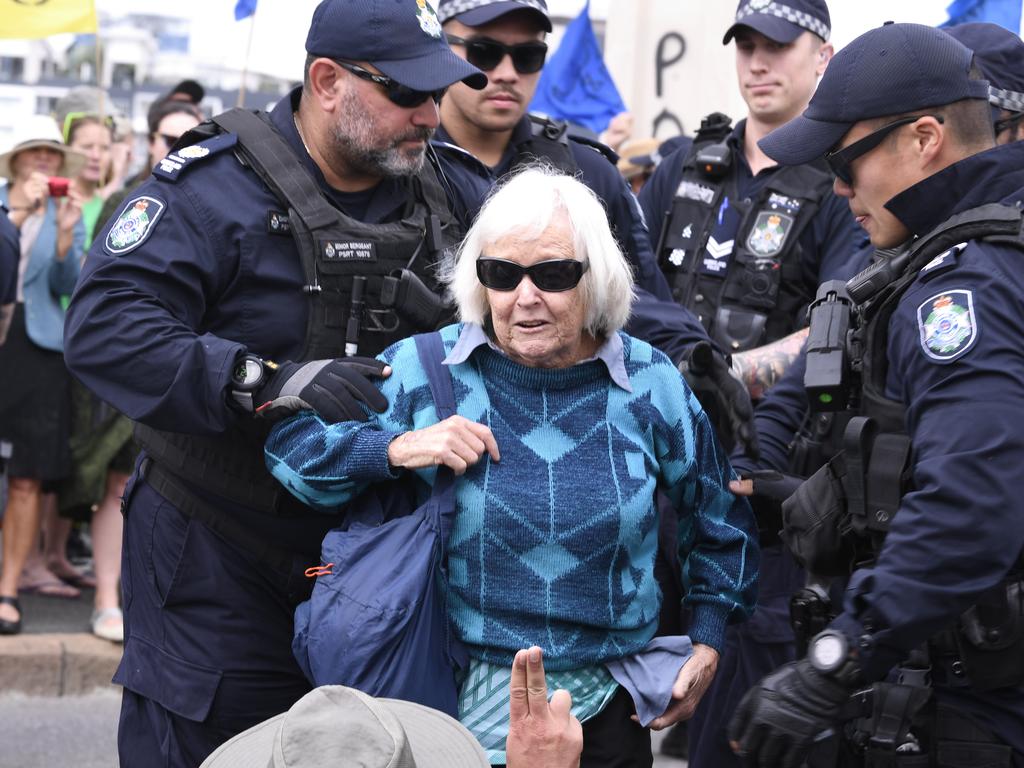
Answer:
[{"left": 199, "top": 686, "right": 489, "bottom": 768}]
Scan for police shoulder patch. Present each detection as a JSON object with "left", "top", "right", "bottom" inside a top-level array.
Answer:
[
  {"left": 917, "top": 289, "right": 978, "bottom": 363},
  {"left": 105, "top": 196, "right": 166, "bottom": 256},
  {"left": 152, "top": 132, "right": 238, "bottom": 182}
]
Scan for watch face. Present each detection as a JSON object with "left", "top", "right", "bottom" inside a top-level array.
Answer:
[
  {"left": 235, "top": 358, "right": 263, "bottom": 387},
  {"left": 813, "top": 634, "right": 846, "bottom": 669}
]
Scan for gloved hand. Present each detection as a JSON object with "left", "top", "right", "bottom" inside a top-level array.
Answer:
[
  {"left": 728, "top": 658, "right": 853, "bottom": 768},
  {"left": 679, "top": 341, "right": 759, "bottom": 460},
  {"left": 255, "top": 357, "right": 389, "bottom": 423}
]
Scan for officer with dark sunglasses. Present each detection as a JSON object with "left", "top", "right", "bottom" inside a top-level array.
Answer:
[
  {"left": 729, "top": 23, "right": 1024, "bottom": 767},
  {"left": 63, "top": 1, "right": 494, "bottom": 765},
  {"left": 432, "top": 0, "right": 717, "bottom": 351}
]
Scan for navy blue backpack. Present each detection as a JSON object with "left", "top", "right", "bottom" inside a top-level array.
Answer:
[{"left": 292, "top": 332, "right": 468, "bottom": 716}]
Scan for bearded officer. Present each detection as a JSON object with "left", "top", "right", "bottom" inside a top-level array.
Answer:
[{"left": 63, "top": 1, "right": 489, "bottom": 765}]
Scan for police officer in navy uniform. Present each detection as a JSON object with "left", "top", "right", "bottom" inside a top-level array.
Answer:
[
  {"left": 63, "top": 1, "right": 490, "bottom": 765},
  {"left": 945, "top": 22, "right": 1024, "bottom": 146},
  {"left": 730, "top": 23, "right": 1024, "bottom": 766},
  {"left": 433, "top": 0, "right": 672, "bottom": 300},
  {"left": 641, "top": 2, "right": 864, "bottom": 764},
  {"left": 640, "top": 0, "right": 864, "bottom": 395}
]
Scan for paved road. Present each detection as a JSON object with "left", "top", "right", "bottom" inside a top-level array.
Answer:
[{"left": 0, "top": 688, "right": 687, "bottom": 768}]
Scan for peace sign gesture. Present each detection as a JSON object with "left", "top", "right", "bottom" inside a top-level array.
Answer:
[{"left": 506, "top": 646, "right": 583, "bottom": 768}]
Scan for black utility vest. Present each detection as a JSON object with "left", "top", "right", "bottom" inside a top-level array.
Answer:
[
  {"left": 843, "top": 203, "right": 1024, "bottom": 547},
  {"left": 134, "top": 109, "right": 464, "bottom": 518},
  {"left": 656, "top": 117, "right": 833, "bottom": 352}
]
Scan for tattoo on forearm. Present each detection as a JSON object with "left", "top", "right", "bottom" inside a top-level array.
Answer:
[{"left": 731, "top": 327, "right": 810, "bottom": 400}]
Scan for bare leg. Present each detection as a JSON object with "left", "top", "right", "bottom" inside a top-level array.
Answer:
[
  {"left": 0, "top": 477, "right": 42, "bottom": 623},
  {"left": 92, "top": 471, "right": 127, "bottom": 613},
  {"left": 21, "top": 493, "right": 82, "bottom": 597},
  {"left": 42, "top": 493, "right": 76, "bottom": 577}
]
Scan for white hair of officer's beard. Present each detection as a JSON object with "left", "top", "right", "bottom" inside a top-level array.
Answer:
[{"left": 329, "top": 84, "right": 434, "bottom": 178}]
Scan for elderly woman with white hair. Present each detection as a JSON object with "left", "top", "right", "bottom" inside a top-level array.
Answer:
[{"left": 265, "top": 167, "right": 758, "bottom": 768}]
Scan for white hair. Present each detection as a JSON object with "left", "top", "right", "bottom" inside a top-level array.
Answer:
[{"left": 446, "top": 165, "right": 635, "bottom": 337}]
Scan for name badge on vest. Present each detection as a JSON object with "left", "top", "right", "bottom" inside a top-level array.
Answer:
[
  {"left": 322, "top": 241, "right": 377, "bottom": 262},
  {"left": 267, "top": 211, "right": 291, "bottom": 236}
]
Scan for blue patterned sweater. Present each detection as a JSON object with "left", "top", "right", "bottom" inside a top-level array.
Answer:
[{"left": 266, "top": 324, "right": 758, "bottom": 670}]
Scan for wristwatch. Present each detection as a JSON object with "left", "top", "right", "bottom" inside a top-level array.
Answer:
[
  {"left": 229, "top": 353, "right": 272, "bottom": 412},
  {"left": 808, "top": 629, "right": 863, "bottom": 686}
]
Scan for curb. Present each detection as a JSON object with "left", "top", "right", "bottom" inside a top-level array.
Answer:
[{"left": 0, "top": 633, "right": 121, "bottom": 696}]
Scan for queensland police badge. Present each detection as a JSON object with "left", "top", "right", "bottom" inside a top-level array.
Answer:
[
  {"left": 416, "top": 0, "right": 442, "bottom": 38},
  {"left": 746, "top": 211, "right": 793, "bottom": 257},
  {"left": 917, "top": 289, "right": 977, "bottom": 362},
  {"left": 105, "top": 196, "right": 166, "bottom": 256}
]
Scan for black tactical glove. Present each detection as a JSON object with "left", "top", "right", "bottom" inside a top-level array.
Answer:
[
  {"left": 679, "top": 341, "right": 759, "bottom": 460},
  {"left": 728, "top": 658, "right": 854, "bottom": 768},
  {"left": 254, "top": 357, "right": 389, "bottom": 423}
]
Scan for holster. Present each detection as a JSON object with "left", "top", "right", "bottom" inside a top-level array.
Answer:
[
  {"left": 781, "top": 452, "right": 856, "bottom": 577},
  {"left": 929, "top": 578, "right": 1024, "bottom": 692}
]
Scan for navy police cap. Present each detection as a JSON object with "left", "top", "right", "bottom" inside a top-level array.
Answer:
[
  {"left": 305, "top": 0, "right": 487, "bottom": 93},
  {"left": 759, "top": 23, "right": 992, "bottom": 166},
  {"left": 723, "top": 0, "right": 831, "bottom": 45},
  {"left": 945, "top": 23, "right": 1024, "bottom": 113},
  {"left": 437, "top": 0, "right": 552, "bottom": 33}
]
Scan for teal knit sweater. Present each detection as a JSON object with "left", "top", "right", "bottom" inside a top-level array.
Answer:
[{"left": 266, "top": 324, "right": 758, "bottom": 670}]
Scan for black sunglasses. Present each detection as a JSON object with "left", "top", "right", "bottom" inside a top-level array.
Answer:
[
  {"left": 158, "top": 133, "right": 181, "bottom": 146},
  {"left": 477, "top": 257, "right": 588, "bottom": 292},
  {"left": 330, "top": 59, "right": 445, "bottom": 108},
  {"left": 445, "top": 35, "right": 548, "bottom": 74},
  {"left": 826, "top": 115, "right": 944, "bottom": 185}
]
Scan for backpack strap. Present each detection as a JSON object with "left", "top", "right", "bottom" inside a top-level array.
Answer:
[
  {"left": 414, "top": 331, "right": 456, "bottom": 420},
  {"left": 412, "top": 332, "right": 457, "bottom": 535}
]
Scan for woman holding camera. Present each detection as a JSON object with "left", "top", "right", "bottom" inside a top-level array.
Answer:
[{"left": 0, "top": 114, "right": 85, "bottom": 634}]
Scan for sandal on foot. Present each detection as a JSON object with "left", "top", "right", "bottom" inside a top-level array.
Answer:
[
  {"left": 91, "top": 607, "right": 124, "bottom": 643},
  {"left": 0, "top": 596, "right": 22, "bottom": 635},
  {"left": 56, "top": 571, "right": 98, "bottom": 590},
  {"left": 19, "top": 579, "right": 81, "bottom": 600}
]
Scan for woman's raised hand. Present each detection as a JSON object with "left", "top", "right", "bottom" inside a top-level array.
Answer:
[{"left": 387, "top": 415, "right": 500, "bottom": 475}]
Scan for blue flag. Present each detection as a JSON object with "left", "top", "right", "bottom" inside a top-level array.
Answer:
[
  {"left": 234, "top": 0, "right": 257, "bottom": 21},
  {"left": 942, "top": 0, "right": 1022, "bottom": 32},
  {"left": 529, "top": 1, "right": 627, "bottom": 134}
]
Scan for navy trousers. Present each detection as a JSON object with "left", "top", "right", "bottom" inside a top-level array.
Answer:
[
  {"left": 115, "top": 471, "right": 315, "bottom": 768},
  {"left": 688, "top": 544, "right": 805, "bottom": 768}
]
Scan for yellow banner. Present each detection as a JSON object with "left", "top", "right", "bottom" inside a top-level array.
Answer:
[{"left": 0, "top": 0, "right": 98, "bottom": 39}]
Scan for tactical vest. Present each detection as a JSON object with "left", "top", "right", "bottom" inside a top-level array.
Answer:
[
  {"left": 134, "top": 108, "right": 464, "bottom": 522},
  {"left": 842, "top": 204, "right": 1024, "bottom": 550},
  {"left": 656, "top": 114, "right": 833, "bottom": 352},
  {"left": 799, "top": 204, "right": 1024, "bottom": 755}
]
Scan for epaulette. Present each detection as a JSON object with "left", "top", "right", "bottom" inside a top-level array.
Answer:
[
  {"left": 919, "top": 242, "right": 966, "bottom": 282},
  {"left": 153, "top": 132, "right": 239, "bottom": 182}
]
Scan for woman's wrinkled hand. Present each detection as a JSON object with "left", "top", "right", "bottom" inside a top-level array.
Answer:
[
  {"left": 645, "top": 643, "right": 720, "bottom": 730},
  {"left": 387, "top": 415, "right": 499, "bottom": 475}
]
